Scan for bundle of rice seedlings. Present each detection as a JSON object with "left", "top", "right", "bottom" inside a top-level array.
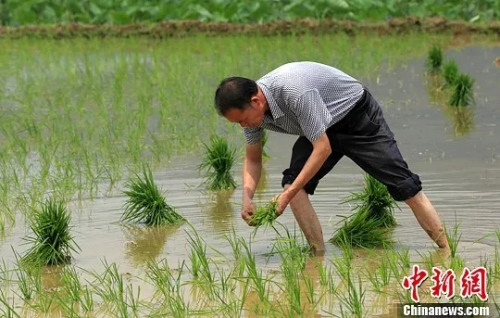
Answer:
[
  {"left": 329, "top": 208, "right": 394, "bottom": 249},
  {"left": 443, "top": 59, "right": 459, "bottom": 86},
  {"left": 449, "top": 73, "right": 474, "bottom": 107},
  {"left": 330, "top": 174, "right": 397, "bottom": 248},
  {"left": 344, "top": 174, "right": 398, "bottom": 228},
  {"left": 249, "top": 200, "right": 278, "bottom": 227},
  {"left": 199, "top": 135, "right": 237, "bottom": 191},
  {"left": 426, "top": 45, "right": 443, "bottom": 73},
  {"left": 23, "top": 198, "right": 79, "bottom": 266},
  {"left": 122, "top": 166, "right": 184, "bottom": 226}
]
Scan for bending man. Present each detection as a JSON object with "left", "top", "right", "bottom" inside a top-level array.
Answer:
[{"left": 214, "top": 61, "right": 450, "bottom": 255}]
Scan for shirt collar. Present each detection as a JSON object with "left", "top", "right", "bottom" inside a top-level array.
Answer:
[{"left": 258, "top": 83, "right": 284, "bottom": 121}]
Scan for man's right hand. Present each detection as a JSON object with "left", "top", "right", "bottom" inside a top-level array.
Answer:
[{"left": 241, "top": 200, "right": 256, "bottom": 226}]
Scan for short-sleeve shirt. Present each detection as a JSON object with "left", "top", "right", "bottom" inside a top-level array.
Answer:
[{"left": 243, "top": 61, "right": 364, "bottom": 144}]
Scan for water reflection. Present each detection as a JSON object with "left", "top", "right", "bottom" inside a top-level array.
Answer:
[
  {"left": 426, "top": 74, "right": 476, "bottom": 138},
  {"left": 203, "top": 190, "right": 235, "bottom": 232},
  {"left": 122, "top": 224, "right": 179, "bottom": 266},
  {"left": 449, "top": 106, "right": 475, "bottom": 137}
]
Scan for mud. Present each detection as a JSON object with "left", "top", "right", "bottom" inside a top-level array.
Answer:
[{"left": 0, "top": 17, "right": 499, "bottom": 39}]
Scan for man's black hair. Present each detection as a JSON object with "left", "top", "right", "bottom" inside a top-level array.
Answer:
[{"left": 214, "top": 77, "right": 258, "bottom": 116}]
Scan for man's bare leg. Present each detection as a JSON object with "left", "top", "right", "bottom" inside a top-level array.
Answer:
[
  {"left": 285, "top": 185, "right": 325, "bottom": 256},
  {"left": 405, "top": 191, "right": 450, "bottom": 250}
]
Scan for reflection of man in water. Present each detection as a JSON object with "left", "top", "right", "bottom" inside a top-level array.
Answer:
[{"left": 214, "top": 61, "right": 450, "bottom": 255}]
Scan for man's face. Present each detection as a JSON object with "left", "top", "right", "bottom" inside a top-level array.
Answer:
[{"left": 224, "top": 101, "right": 264, "bottom": 128}]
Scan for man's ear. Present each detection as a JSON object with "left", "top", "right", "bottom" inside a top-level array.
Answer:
[{"left": 250, "top": 95, "right": 261, "bottom": 109}]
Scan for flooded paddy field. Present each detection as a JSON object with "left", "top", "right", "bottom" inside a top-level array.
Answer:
[{"left": 0, "top": 36, "right": 499, "bottom": 316}]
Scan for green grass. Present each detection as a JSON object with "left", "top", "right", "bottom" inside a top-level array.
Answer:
[
  {"left": 249, "top": 200, "right": 278, "bottom": 227},
  {"left": 427, "top": 45, "right": 443, "bottom": 73},
  {"left": 199, "top": 135, "right": 237, "bottom": 191},
  {"left": 22, "top": 198, "right": 79, "bottom": 266},
  {"left": 449, "top": 73, "right": 475, "bottom": 107},
  {"left": 122, "top": 166, "right": 185, "bottom": 226}
]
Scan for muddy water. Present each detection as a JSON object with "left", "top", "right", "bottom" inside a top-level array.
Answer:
[{"left": 1, "top": 45, "right": 499, "bottom": 315}]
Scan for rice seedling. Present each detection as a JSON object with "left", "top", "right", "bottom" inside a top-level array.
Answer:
[
  {"left": 367, "top": 255, "right": 393, "bottom": 293},
  {"left": 59, "top": 266, "right": 82, "bottom": 305},
  {"left": 15, "top": 266, "right": 35, "bottom": 302},
  {"left": 199, "top": 135, "right": 237, "bottom": 191},
  {"left": 490, "top": 247, "right": 500, "bottom": 282},
  {"left": 449, "top": 255, "right": 465, "bottom": 272},
  {"left": 80, "top": 285, "right": 94, "bottom": 314},
  {"left": 271, "top": 227, "right": 311, "bottom": 316},
  {"left": 22, "top": 198, "right": 79, "bottom": 266},
  {"left": 445, "top": 223, "right": 462, "bottom": 259},
  {"left": 89, "top": 260, "right": 137, "bottom": 318},
  {"left": 385, "top": 248, "right": 410, "bottom": 282},
  {"left": 0, "top": 288, "right": 19, "bottom": 318},
  {"left": 427, "top": 45, "right": 443, "bottom": 73},
  {"left": 249, "top": 200, "right": 278, "bottom": 227},
  {"left": 448, "top": 73, "right": 475, "bottom": 107},
  {"left": 225, "top": 228, "right": 246, "bottom": 276},
  {"left": 122, "top": 165, "right": 184, "bottom": 226},
  {"left": 186, "top": 228, "right": 219, "bottom": 299},
  {"left": 330, "top": 174, "right": 396, "bottom": 248},
  {"left": 241, "top": 240, "right": 270, "bottom": 304},
  {"left": 329, "top": 211, "right": 394, "bottom": 248},
  {"left": 443, "top": 59, "right": 460, "bottom": 86},
  {"left": 333, "top": 273, "right": 365, "bottom": 318},
  {"left": 344, "top": 174, "right": 398, "bottom": 228}
]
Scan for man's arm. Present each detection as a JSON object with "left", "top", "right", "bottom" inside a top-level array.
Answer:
[
  {"left": 276, "top": 132, "right": 331, "bottom": 214},
  {"left": 241, "top": 141, "right": 263, "bottom": 224}
]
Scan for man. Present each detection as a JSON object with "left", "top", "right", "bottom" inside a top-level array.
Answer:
[{"left": 214, "top": 61, "right": 449, "bottom": 256}]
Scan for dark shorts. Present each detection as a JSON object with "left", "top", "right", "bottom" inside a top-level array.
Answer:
[{"left": 281, "top": 89, "right": 422, "bottom": 201}]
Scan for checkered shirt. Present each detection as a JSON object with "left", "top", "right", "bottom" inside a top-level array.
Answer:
[{"left": 243, "top": 61, "right": 364, "bottom": 144}]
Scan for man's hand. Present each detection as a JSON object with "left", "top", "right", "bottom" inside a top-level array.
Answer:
[
  {"left": 241, "top": 200, "right": 257, "bottom": 226},
  {"left": 275, "top": 188, "right": 294, "bottom": 217}
]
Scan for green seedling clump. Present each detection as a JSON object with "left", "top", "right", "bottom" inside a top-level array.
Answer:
[
  {"left": 330, "top": 174, "right": 397, "bottom": 248},
  {"left": 443, "top": 59, "right": 459, "bottom": 86},
  {"left": 199, "top": 135, "right": 237, "bottom": 191},
  {"left": 449, "top": 73, "right": 474, "bottom": 107},
  {"left": 344, "top": 174, "right": 398, "bottom": 228},
  {"left": 250, "top": 201, "right": 278, "bottom": 227},
  {"left": 23, "top": 198, "right": 79, "bottom": 266},
  {"left": 330, "top": 210, "right": 394, "bottom": 248},
  {"left": 427, "top": 45, "right": 443, "bottom": 73},
  {"left": 122, "top": 166, "right": 184, "bottom": 226}
]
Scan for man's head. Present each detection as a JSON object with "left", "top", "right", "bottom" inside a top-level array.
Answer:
[{"left": 214, "top": 77, "right": 266, "bottom": 128}]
